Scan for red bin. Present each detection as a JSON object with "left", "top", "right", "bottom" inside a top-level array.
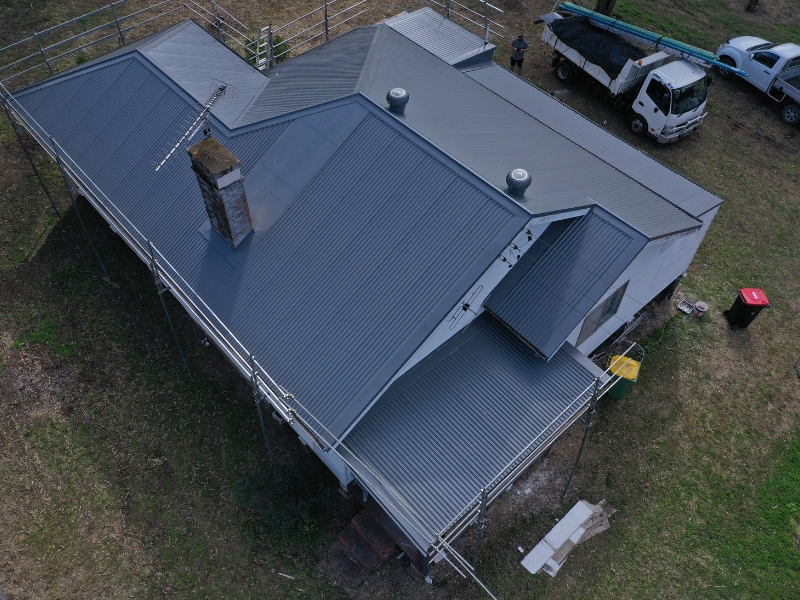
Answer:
[{"left": 723, "top": 288, "right": 770, "bottom": 329}]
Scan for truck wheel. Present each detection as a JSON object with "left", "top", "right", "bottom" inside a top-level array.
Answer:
[
  {"left": 554, "top": 61, "right": 574, "bottom": 84},
  {"left": 716, "top": 56, "right": 736, "bottom": 80},
  {"left": 781, "top": 103, "right": 800, "bottom": 126},
  {"left": 627, "top": 113, "right": 647, "bottom": 136}
]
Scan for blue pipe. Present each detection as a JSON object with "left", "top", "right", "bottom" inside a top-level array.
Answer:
[{"left": 556, "top": 2, "right": 748, "bottom": 77}]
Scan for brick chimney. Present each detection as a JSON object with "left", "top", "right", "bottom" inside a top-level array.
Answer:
[{"left": 187, "top": 136, "right": 252, "bottom": 249}]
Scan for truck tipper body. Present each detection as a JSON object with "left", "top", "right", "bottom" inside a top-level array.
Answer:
[{"left": 539, "top": 3, "right": 745, "bottom": 143}]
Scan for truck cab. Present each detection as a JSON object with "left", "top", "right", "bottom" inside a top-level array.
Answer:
[
  {"left": 716, "top": 37, "right": 800, "bottom": 91},
  {"left": 628, "top": 62, "right": 708, "bottom": 143},
  {"left": 716, "top": 37, "right": 800, "bottom": 125}
]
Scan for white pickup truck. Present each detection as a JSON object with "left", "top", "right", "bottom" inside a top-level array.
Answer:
[{"left": 716, "top": 37, "right": 800, "bottom": 125}]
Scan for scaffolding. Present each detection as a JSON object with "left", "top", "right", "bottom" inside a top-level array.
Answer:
[
  {"left": 423, "top": 0, "right": 504, "bottom": 45},
  {"left": 0, "top": 3, "right": 639, "bottom": 597}
]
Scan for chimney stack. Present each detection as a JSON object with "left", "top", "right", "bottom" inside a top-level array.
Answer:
[{"left": 187, "top": 136, "right": 253, "bottom": 249}]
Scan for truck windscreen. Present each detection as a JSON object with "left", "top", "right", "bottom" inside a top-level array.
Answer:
[{"left": 671, "top": 77, "right": 708, "bottom": 115}]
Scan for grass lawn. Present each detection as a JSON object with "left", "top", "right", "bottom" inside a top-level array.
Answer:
[{"left": 1, "top": 0, "right": 799, "bottom": 598}]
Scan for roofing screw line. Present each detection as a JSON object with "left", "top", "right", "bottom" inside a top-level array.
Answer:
[
  {"left": 250, "top": 353, "right": 276, "bottom": 466},
  {"left": 1, "top": 100, "right": 62, "bottom": 221},
  {"left": 147, "top": 240, "right": 196, "bottom": 383},
  {"left": 51, "top": 136, "right": 119, "bottom": 289}
]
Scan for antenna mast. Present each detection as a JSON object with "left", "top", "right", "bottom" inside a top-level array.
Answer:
[{"left": 155, "top": 83, "right": 227, "bottom": 172}]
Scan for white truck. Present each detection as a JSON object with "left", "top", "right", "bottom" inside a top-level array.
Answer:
[
  {"left": 716, "top": 37, "right": 800, "bottom": 125},
  {"left": 539, "top": 3, "right": 745, "bottom": 143}
]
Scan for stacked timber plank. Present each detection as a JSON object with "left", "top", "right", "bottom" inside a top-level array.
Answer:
[{"left": 521, "top": 500, "right": 616, "bottom": 577}]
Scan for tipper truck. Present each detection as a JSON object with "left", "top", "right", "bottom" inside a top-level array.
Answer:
[{"left": 539, "top": 3, "right": 747, "bottom": 143}]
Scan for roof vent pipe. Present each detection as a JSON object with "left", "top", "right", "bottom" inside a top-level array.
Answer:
[
  {"left": 506, "top": 168, "right": 532, "bottom": 197},
  {"left": 386, "top": 88, "right": 409, "bottom": 114}
]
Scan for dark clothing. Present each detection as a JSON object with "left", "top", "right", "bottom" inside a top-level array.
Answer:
[
  {"left": 510, "top": 38, "right": 529, "bottom": 61},
  {"left": 510, "top": 57, "right": 524, "bottom": 68}
]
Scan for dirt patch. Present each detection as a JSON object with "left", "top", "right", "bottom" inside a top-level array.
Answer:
[{"left": 0, "top": 348, "right": 78, "bottom": 423}]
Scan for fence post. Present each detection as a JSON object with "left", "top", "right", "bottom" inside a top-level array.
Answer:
[
  {"left": 563, "top": 377, "right": 601, "bottom": 497},
  {"left": 110, "top": 1, "right": 126, "bottom": 45},
  {"left": 32, "top": 30, "right": 54, "bottom": 75},
  {"left": 209, "top": 0, "right": 226, "bottom": 45},
  {"left": 147, "top": 241, "right": 196, "bottom": 383},
  {"left": 445, "top": 0, "right": 450, "bottom": 19},
  {"left": 483, "top": 0, "right": 489, "bottom": 45},
  {"left": 324, "top": 0, "right": 329, "bottom": 42},
  {"left": 267, "top": 23, "right": 274, "bottom": 68},
  {"left": 1, "top": 99, "right": 61, "bottom": 221},
  {"left": 51, "top": 136, "right": 118, "bottom": 288},
  {"left": 472, "top": 488, "right": 489, "bottom": 569},
  {"left": 250, "top": 354, "right": 276, "bottom": 465},
  {"left": 254, "top": 27, "right": 263, "bottom": 68}
]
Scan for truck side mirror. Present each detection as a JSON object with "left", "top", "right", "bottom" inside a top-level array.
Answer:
[{"left": 654, "top": 107, "right": 659, "bottom": 113}]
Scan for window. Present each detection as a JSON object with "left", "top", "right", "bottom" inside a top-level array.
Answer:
[
  {"left": 782, "top": 56, "right": 800, "bottom": 72},
  {"left": 746, "top": 42, "right": 777, "bottom": 52},
  {"left": 752, "top": 52, "right": 780, "bottom": 69},
  {"left": 577, "top": 281, "right": 629, "bottom": 346},
  {"left": 645, "top": 79, "right": 671, "bottom": 114},
  {"left": 671, "top": 77, "right": 708, "bottom": 115}
]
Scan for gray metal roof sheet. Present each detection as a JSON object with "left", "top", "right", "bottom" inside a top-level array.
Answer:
[
  {"left": 484, "top": 207, "right": 647, "bottom": 358},
  {"left": 139, "top": 20, "right": 269, "bottom": 128},
  {"left": 13, "top": 49, "right": 530, "bottom": 441},
  {"left": 462, "top": 61, "right": 723, "bottom": 219},
  {"left": 344, "top": 313, "right": 603, "bottom": 541},
  {"left": 234, "top": 25, "right": 377, "bottom": 126},
  {"left": 360, "top": 25, "right": 703, "bottom": 238},
  {"left": 385, "top": 7, "right": 495, "bottom": 67}
]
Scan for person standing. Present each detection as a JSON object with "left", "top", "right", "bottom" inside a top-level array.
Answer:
[{"left": 510, "top": 34, "right": 529, "bottom": 75}]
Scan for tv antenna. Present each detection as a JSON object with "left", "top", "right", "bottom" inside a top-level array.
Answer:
[{"left": 155, "top": 82, "right": 227, "bottom": 172}]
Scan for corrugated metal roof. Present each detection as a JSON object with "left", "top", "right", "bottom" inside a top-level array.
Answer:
[
  {"left": 10, "top": 16, "right": 719, "bottom": 553},
  {"left": 360, "top": 25, "right": 703, "bottom": 238},
  {"left": 139, "top": 20, "right": 269, "bottom": 128},
  {"left": 385, "top": 7, "right": 495, "bottom": 67},
  {"left": 234, "top": 25, "right": 377, "bottom": 126},
  {"left": 344, "top": 313, "right": 603, "bottom": 540},
  {"left": 462, "top": 61, "right": 722, "bottom": 219},
  {"left": 484, "top": 207, "right": 647, "bottom": 358},
  {"left": 13, "top": 51, "right": 530, "bottom": 441}
]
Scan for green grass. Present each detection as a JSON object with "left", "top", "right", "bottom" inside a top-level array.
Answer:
[
  {"left": 11, "top": 313, "right": 79, "bottom": 358},
  {"left": 2, "top": 0, "right": 800, "bottom": 598},
  {"left": 0, "top": 200, "right": 354, "bottom": 598},
  {"left": 615, "top": 0, "right": 800, "bottom": 47}
]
